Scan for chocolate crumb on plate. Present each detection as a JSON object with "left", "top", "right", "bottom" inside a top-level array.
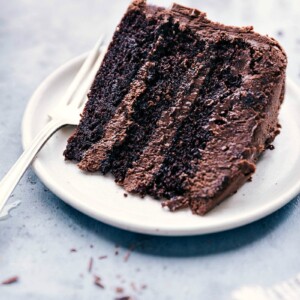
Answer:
[
  {"left": 124, "top": 193, "right": 128, "bottom": 197},
  {"left": 115, "top": 297, "right": 132, "bottom": 300},
  {"left": 70, "top": 248, "right": 77, "bottom": 252}
]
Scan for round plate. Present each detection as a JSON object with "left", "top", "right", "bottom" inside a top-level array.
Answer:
[{"left": 22, "top": 53, "right": 300, "bottom": 236}]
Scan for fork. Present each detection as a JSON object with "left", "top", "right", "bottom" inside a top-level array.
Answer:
[{"left": 0, "top": 36, "right": 106, "bottom": 214}]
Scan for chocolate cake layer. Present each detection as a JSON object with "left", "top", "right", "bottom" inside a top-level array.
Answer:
[
  {"left": 64, "top": 1, "right": 162, "bottom": 161},
  {"left": 64, "top": 0, "right": 287, "bottom": 215}
]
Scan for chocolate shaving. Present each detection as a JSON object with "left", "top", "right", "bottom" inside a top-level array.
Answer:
[
  {"left": 123, "top": 252, "right": 130, "bottom": 262},
  {"left": 94, "top": 275, "right": 104, "bottom": 289},
  {"left": 99, "top": 255, "right": 108, "bottom": 260},
  {"left": 115, "top": 287, "right": 124, "bottom": 293},
  {"left": 131, "top": 282, "right": 137, "bottom": 291},
  {"left": 2, "top": 276, "right": 19, "bottom": 285},
  {"left": 88, "top": 257, "right": 94, "bottom": 273},
  {"left": 124, "top": 245, "right": 136, "bottom": 262}
]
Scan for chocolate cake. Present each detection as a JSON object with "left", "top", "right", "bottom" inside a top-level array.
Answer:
[{"left": 64, "top": 0, "right": 287, "bottom": 215}]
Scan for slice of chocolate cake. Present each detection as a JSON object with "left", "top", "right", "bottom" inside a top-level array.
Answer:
[{"left": 64, "top": 0, "right": 287, "bottom": 215}]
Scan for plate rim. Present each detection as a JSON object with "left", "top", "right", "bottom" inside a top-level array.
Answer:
[{"left": 21, "top": 53, "right": 300, "bottom": 236}]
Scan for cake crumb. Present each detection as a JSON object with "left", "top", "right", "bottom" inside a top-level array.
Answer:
[
  {"left": 2, "top": 276, "right": 19, "bottom": 285},
  {"left": 124, "top": 193, "right": 128, "bottom": 197},
  {"left": 115, "top": 297, "right": 132, "bottom": 300},
  {"left": 70, "top": 248, "right": 77, "bottom": 252},
  {"left": 267, "top": 144, "right": 275, "bottom": 150}
]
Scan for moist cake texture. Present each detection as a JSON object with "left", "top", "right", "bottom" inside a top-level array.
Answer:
[{"left": 64, "top": 0, "right": 287, "bottom": 215}]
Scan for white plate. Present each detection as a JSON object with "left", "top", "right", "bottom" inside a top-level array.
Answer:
[{"left": 22, "top": 53, "right": 300, "bottom": 236}]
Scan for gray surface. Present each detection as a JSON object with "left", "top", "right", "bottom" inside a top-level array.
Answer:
[{"left": 0, "top": 0, "right": 300, "bottom": 299}]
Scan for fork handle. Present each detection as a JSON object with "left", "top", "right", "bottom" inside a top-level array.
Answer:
[{"left": 0, "top": 119, "right": 65, "bottom": 214}]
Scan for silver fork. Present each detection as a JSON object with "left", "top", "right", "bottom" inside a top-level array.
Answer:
[{"left": 0, "top": 36, "right": 106, "bottom": 214}]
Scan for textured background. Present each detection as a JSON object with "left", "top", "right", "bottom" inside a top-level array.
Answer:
[{"left": 1, "top": 0, "right": 300, "bottom": 299}]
